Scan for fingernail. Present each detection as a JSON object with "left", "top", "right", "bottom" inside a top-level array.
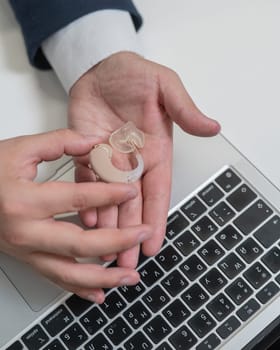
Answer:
[
  {"left": 87, "top": 294, "right": 97, "bottom": 303},
  {"left": 138, "top": 231, "right": 152, "bottom": 243},
  {"left": 126, "top": 186, "right": 138, "bottom": 199},
  {"left": 119, "top": 275, "right": 139, "bottom": 286}
]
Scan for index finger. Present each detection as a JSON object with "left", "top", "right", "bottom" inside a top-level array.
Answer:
[
  {"left": 19, "top": 129, "right": 95, "bottom": 162},
  {"left": 33, "top": 181, "right": 138, "bottom": 217},
  {"left": 141, "top": 160, "right": 172, "bottom": 256}
]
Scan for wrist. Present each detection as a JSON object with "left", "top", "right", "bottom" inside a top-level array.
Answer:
[{"left": 42, "top": 11, "right": 143, "bottom": 93}]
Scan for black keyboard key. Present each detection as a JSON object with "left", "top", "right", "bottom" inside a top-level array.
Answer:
[
  {"left": 244, "top": 262, "right": 271, "bottom": 289},
  {"left": 124, "top": 332, "right": 152, "bottom": 350},
  {"left": 144, "top": 315, "right": 172, "bottom": 344},
  {"left": 236, "top": 298, "right": 260, "bottom": 321},
  {"left": 254, "top": 215, "right": 280, "bottom": 248},
  {"left": 198, "top": 240, "right": 225, "bottom": 265},
  {"left": 22, "top": 325, "right": 49, "bottom": 350},
  {"left": 138, "top": 260, "right": 164, "bottom": 287},
  {"left": 256, "top": 281, "right": 280, "bottom": 304},
  {"left": 199, "top": 268, "right": 227, "bottom": 295},
  {"left": 225, "top": 278, "right": 253, "bottom": 305},
  {"left": 143, "top": 285, "right": 170, "bottom": 313},
  {"left": 216, "top": 315, "right": 241, "bottom": 339},
  {"left": 198, "top": 183, "right": 223, "bottom": 207},
  {"left": 124, "top": 301, "right": 151, "bottom": 329},
  {"left": 163, "top": 299, "right": 190, "bottom": 327},
  {"left": 215, "top": 169, "right": 241, "bottom": 192},
  {"left": 233, "top": 199, "right": 273, "bottom": 234},
  {"left": 60, "top": 323, "right": 88, "bottom": 350},
  {"left": 181, "top": 196, "right": 207, "bottom": 221},
  {"left": 155, "top": 245, "right": 182, "bottom": 271},
  {"left": 118, "top": 281, "right": 145, "bottom": 302},
  {"left": 6, "top": 341, "right": 24, "bottom": 350},
  {"left": 166, "top": 211, "right": 189, "bottom": 239},
  {"left": 169, "top": 326, "right": 197, "bottom": 349},
  {"left": 137, "top": 251, "right": 150, "bottom": 267},
  {"left": 218, "top": 253, "right": 246, "bottom": 279},
  {"left": 209, "top": 201, "right": 235, "bottom": 226},
  {"left": 207, "top": 293, "right": 235, "bottom": 321},
  {"left": 42, "top": 339, "right": 65, "bottom": 350},
  {"left": 84, "top": 334, "right": 112, "bottom": 350},
  {"left": 276, "top": 274, "right": 280, "bottom": 285},
  {"left": 196, "top": 333, "right": 221, "bottom": 350},
  {"left": 161, "top": 270, "right": 189, "bottom": 297},
  {"left": 180, "top": 255, "right": 207, "bottom": 281},
  {"left": 42, "top": 305, "right": 74, "bottom": 337},
  {"left": 105, "top": 317, "right": 132, "bottom": 346},
  {"left": 236, "top": 238, "right": 263, "bottom": 264},
  {"left": 227, "top": 184, "right": 257, "bottom": 211},
  {"left": 262, "top": 247, "right": 280, "bottom": 273},
  {"left": 100, "top": 291, "right": 126, "bottom": 318},
  {"left": 182, "top": 283, "right": 209, "bottom": 311},
  {"left": 106, "top": 259, "right": 118, "bottom": 268},
  {"left": 191, "top": 216, "right": 218, "bottom": 241},
  {"left": 174, "top": 230, "right": 200, "bottom": 256},
  {"left": 65, "top": 294, "right": 93, "bottom": 317},
  {"left": 188, "top": 309, "right": 216, "bottom": 338},
  {"left": 156, "top": 342, "right": 172, "bottom": 350},
  {"left": 80, "top": 306, "right": 107, "bottom": 335},
  {"left": 216, "top": 225, "right": 242, "bottom": 250}
]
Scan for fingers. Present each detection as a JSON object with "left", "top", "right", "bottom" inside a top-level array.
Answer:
[
  {"left": 117, "top": 181, "right": 143, "bottom": 268},
  {"left": 97, "top": 205, "right": 119, "bottom": 262},
  {"left": 61, "top": 286, "right": 105, "bottom": 304},
  {"left": 34, "top": 181, "right": 138, "bottom": 216},
  {"left": 18, "top": 220, "right": 152, "bottom": 258},
  {"left": 96, "top": 205, "right": 118, "bottom": 229},
  {"left": 20, "top": 129, "right": 95, "bottom": 162},
  {"left": 159, "top": 69, "right": 221, "bottom": 136},
  {"left": 75, "top": 164, "right": 98, "bottom": 227},
  {"left": 28, "top": 253, "right": 140, "bottom": 301},
  {"left": 141, "top": 160, "right": 172, "bottom": 256}
]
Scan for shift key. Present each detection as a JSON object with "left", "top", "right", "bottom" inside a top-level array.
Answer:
[{"left": 234, "top": 199, "right": 273, "bottom": 235}]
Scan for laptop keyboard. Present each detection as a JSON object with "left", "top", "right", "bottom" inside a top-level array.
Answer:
[{"left": 6, "top": 167, "right": 280, "bottom": 350}]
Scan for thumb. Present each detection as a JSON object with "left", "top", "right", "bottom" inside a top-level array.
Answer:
[
  {"left": 159, "top": 69, "right": 221, "bottom": 136},
  {"left": 23, "top": 128, "right": 94, "bottom": 162}
]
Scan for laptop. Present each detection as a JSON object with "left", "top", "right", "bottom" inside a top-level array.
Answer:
[
  {"left": 1, "top": 1, "right": 280, "bottom": 349},
  {"left": 1, "top": 125, "right": 280, "bottom": 350}
]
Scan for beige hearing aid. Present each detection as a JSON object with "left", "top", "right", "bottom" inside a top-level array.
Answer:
[{"left": 89, "top": 122, "right": 145, "bottom": 183}]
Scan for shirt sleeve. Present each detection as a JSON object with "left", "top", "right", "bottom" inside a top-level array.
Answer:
[
  {"left": 42, "top": 10, "right": 143, "bottom": 92},
  {"left": 9, "top": 0, "right": 142, "bottom": 69}
]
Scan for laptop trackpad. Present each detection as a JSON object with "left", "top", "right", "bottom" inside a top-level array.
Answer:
[{"left": 0, "top": 253, "right": 63, "bottom": 312}]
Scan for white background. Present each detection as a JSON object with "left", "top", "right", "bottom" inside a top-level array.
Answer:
[{"left": 135, "top": 0, "right": 280, "bottom": 189}]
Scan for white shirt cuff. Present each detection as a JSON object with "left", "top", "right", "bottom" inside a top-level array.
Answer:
[{"left": 42, "top": 10, "right": 142, "bottom": 92}]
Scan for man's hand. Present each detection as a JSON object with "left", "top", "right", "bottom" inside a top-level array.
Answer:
[
  {"left": 0, "top": 129, "right": 152, "bottom": 303},
  {"left": 69, "top": 52, "right": 220, "bottom": 268}
]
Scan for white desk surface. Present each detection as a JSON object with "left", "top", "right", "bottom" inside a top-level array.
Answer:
[{"left": 1, "top": 0, "right": 280, "bottom": 188}]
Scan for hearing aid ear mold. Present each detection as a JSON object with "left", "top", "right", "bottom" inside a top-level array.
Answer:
[{"left": 89, "top": 122, "right": 145, "bottom": 183}]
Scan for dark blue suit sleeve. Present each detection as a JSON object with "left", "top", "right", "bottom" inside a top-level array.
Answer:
[{"left": 9, "top": 0, "right": 142, "bottom": 69}]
